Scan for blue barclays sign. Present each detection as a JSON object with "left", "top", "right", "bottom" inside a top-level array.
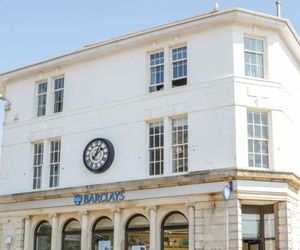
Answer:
[{"left": 73, "top": 191, "right": 125, "bottom": 205}]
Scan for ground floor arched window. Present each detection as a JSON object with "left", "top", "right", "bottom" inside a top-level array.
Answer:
[
  {"left": 92, "top": 217, "right": 114, "bottom": 250},
  {"left": 62, "top": 219, "right": 81, "bottom": 250},
  {"left": 34, "top": 221, "right": 52, "bottom": 250},
  {"left": 161, "top": 212, "right": 189, "bottom": 250},
  {"left": 125, "top": 214, "right": 150, "bottom": 249}
]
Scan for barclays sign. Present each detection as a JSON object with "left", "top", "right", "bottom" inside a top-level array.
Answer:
[{"left": 73, "top": 191, "right": 125, "bottom": 205}]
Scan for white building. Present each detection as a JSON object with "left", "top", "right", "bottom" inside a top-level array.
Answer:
[{"left": 0, "top": 7, "right": 300, "bottom": 250}]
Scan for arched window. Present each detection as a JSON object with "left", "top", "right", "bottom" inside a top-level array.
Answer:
[
  {"left": 34, "top": 221, "right": 52, "bottom": 250},
  {"left": 62, "top": 219, "right": 81, "bottom": 250},
  {"left": 161, "top": 212, "right": 189, "bottom": 250},
  {"left": 92, "top": 217, "right": 114, "bottom": 250},
  {"left": 125, "top": 214, "right": 150, "bottom": 250}
]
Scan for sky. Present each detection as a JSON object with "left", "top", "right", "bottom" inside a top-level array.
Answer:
[{"left": 0, "top": 0, "right": 299, "bottom": 140}]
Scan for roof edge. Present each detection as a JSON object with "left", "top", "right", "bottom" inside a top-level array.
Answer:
[{"left": 0, "top": 8, "right": 298, "bottom": 82}]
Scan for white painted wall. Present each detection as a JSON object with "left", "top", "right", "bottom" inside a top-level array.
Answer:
[
  {"left": 233, "top": 24, "right": 300, "bottom": 177},
  {"left": 0, "top": 21, "right": 300, "bottom": 195}
]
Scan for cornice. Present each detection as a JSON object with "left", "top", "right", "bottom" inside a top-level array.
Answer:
[{"left": 0, "top": 168, "right": 299, "bottom": 204}]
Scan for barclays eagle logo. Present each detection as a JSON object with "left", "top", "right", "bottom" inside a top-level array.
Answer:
[{"left": 74, "top": 195, "right": 83, "bottom": 205}]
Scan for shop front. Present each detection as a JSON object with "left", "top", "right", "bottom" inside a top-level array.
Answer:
[{"left": 0, "top": 169, "right": 299, "bottom": 250}]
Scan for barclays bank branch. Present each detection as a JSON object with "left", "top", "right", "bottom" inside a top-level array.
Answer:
[{"left": 1, "top": 6, "right": 300, "bottom": 250}]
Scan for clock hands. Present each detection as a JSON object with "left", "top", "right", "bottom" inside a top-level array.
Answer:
[{"left": 92, "top": 146, "right": 104, "bottom": 161}]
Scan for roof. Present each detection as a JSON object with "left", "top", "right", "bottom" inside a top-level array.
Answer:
[{"left": 0, "top": 8, "right": 299, "bottom": 82}]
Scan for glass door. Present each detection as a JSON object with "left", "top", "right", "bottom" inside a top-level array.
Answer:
[{"left": 243, "top": 240, "right": 263, "bottom": 250}]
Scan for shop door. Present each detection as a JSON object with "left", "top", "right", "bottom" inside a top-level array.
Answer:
[{"left": 243, "top": 240, "right": 263, "bottom": 250}]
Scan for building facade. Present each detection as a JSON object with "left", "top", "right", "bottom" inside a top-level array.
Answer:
[{"left": 0, "top": 8, "right": 300, "bottom": 250}]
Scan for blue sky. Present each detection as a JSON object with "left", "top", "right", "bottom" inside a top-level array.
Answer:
[
  {"left": 0, "top": 0, "right": 299, "bottom": 73},
  {"left": 0, "top": 0, "right": 299, "bottom": 140}
]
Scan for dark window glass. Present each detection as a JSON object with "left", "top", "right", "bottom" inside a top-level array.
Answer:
[
  {"left": 149, "top": 121, "right": 164, "bottom": 175},
  {"left": 34, "top": 221, "right": 51, "bottom": 250},
  {"left": 62, "top": 219, "right": 81, "bottom": 250},
  {"left": 92, "top": 217, "right": 114, "bottom": 250},
  {"left": 33, "top": 142, "right": 44, "bottom": 189},
  {"left": 172, "top": 47, "right": 187, "bottom": 87},
  {"left": 150, "top": 52, "right": 164, "bottom": 92},
  {"left": 54, "top": 77, "right": 64, "bottom": 113},
  {"left": 37, "top": 82, "right": 47, "bottom": 116},
  {"left": 125, "top": 215, "right": 150, "bottom": 250},
  {"left": 161, "top": 212, "right": 189, "bottom": 250},
  {"left": 242, "top": 205, "right": 275, "bottom": 250}
]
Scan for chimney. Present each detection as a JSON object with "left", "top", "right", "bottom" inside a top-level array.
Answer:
[{"left": 276, "top": 0, "right": 282, "bottom": 17}]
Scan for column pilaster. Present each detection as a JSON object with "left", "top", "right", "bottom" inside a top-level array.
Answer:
[
  {"left": 149, "top": 206, "right": 157, "bottom": 250},
  {"left": 50, "top": 213, "right": 58, "bottom": 250},
  {"left": 113, "top": 208, "right": 121, "bottom": 250},
  {"left": 187, "top": 203, "right": 195, "bottom": 250},
  {"left": 24, "top": 216, "right": 31, "bottom": 250},
  {"left": 80, "top": 211, "right": 89, "bottom": 250}
]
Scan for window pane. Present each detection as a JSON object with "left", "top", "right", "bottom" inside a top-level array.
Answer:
[
  {"left": 255, "top": 154, "right": 262, "bottom": 167},
  {"left": 248, "top": 153, "right": 254, "bottom": 167},
  {"left": 254, "top": 125, "right": 261, "bottom": 138},
  {"left": 262, "top": 155, "right": 269, "bottom": 168},
  {"left": 264, "top": 213, "right": 275, "bottom": 238},
  {"left": 242, "top": 206, "right": 261, "bottom": 238},
  {"left": 94, "top": 218, "right": 113, "bottom": 231}
]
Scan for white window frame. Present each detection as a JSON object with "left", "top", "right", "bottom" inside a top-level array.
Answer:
[
  {"left": 35, "top": 80, "right": 48, "bottom": 117},
  {"left": 171, "top": 116, "right": 188, "bottom": 173},
  {"left": 244, "top": 36, "right": 266, "bottom": 79},
  {"left": 34, "top": 75, "right": 65, "bottom": 118},
  {"left": 53, "top": 76, "right": 64, "bottom": 113},
  {"left": 149, "top": 51, "right": 165, "bottom": 92},
  {"left": 49, "top": 138, "right": 61, "bottom": 188},
  {"left": 247, "top": 110, "right": 270, "bottom": 168},
  {"left": 148, "top": 120, "right": 164, "bottom": 175},
  {"left": 32, "top": 142, "right": 44, "bottom": 190},
  {"left": 171, "top": 45, "right": 187, "bottom": 87}
]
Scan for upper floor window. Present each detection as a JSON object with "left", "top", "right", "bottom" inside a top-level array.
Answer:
[
  {"left": 33, "top": 142, "right": 44, "bottom": 190},
  {"left": 149, "top": 120, "right": 164, "bottom": 175},
  {"left": 244, "top": 37, "right": 265, "bottom": 78},
  {"left": 247, "top": 111, "right": 269, "bottom": 168},
  {"left": 37, "top": 82, "right": 47, "bottom": 117},
  {"left": 49, "top": 139, "right": 61, "bottom": 188},
  {"left": 149, "top": 52, "right": 164, "bottom": 92},
  {"left": 53, "top": 77, "right": 64, "bottom": 113},
  {"left": 172, "top": 46, "right": 187, "bottom": 87},
  {"left": 172, "top": 117, "right": 188, "bottom": 173}
]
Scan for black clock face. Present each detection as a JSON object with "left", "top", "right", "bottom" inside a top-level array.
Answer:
[{"left": 83, "top": 138, "right": 114, "bottom": 173}]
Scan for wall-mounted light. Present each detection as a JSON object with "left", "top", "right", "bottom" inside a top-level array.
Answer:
[{"left": 0, "top": 96, "right": 11, "bottom": 111}]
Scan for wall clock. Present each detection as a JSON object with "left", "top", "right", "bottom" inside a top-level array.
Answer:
[{"left": 83, "top": 138, "right": 115, "bottom": 173}]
